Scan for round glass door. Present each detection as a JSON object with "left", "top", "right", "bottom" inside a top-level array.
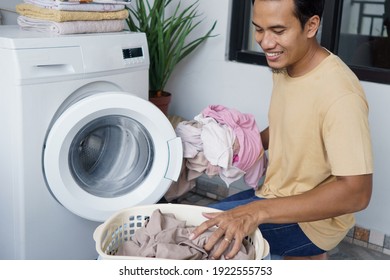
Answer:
[{"left": 69, "top": 115, "right": 154, "bottom": 198}]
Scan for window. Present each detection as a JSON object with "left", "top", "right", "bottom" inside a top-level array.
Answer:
[{"left": 229, "top": 0, "right": 390, "bottom": 85}]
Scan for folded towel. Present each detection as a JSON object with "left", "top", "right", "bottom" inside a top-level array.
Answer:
[
  {"left": 24, "top": 0, "right": 126, "bottom": 11},
  {"left": 17, "top": 15, "right": 125, "bottom": 34},
  {"left": 16, "top": 3, "right": 129, "bottom": 22}
]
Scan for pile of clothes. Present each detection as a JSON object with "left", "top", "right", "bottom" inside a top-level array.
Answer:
[
  {"left": 15, "top": 0, "right": 131, "bottom": 35},
  {"left": 165, "top": 105, "right": 268, "bottom": 201},
  {"left": 117, "top": 209, "right": 256, "bottom": 260}
]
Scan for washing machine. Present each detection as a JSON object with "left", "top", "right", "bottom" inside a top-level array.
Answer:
[{"left": 0, "top": 25, "right": 183, "bottom": 259}]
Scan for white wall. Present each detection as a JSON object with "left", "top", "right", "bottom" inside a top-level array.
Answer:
[
  {"left": 360, "top": 82, "right": 390, "bottom": 233},
  {"left": 0, "top": 2, "right": 18, "bottom": 24},
  {"left": 2, "top": 0, "right": 390, "bottom": 235},
  {"left": 166, "top": 0, "right": 272, "bottom": 130}
]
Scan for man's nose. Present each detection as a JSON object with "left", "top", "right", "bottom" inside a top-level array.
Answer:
[{"left": 257, "top": 31, "right": 276, "bottom": 50}]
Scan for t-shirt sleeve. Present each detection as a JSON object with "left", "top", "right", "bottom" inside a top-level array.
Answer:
[{"left": 323, "top": 93, "right": 373, "bottom": 176}]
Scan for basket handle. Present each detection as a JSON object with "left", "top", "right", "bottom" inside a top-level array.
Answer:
[
  {"left": 93, "top": 223, "right": 104, "bottom": 243},
  {"left": 261, "top": 239, "right": 270, "bottom": 259}
]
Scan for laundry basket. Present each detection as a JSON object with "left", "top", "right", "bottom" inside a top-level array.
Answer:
[{"left": 93, "top": 203, "right": 269, "bottom": 260}]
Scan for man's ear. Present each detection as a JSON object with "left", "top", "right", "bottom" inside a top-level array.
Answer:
[{"left": 306, "top": 15, "right": 321, "bottom": 38}]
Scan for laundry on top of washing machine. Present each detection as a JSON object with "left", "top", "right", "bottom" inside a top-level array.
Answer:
[{"left": 15, "top": 1, "right": 130, "bottom": 34}]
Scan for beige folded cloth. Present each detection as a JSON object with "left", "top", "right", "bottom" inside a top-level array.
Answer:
[
  {"left": 17, "top": 16, "right": 125, "bottom": 34},
  {"left": 16, "top": 3, "right": 128, "bottom": 22}
]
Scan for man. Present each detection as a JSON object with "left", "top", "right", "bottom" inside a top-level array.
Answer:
[{"left": 189, "top": 0, "right": 373, "bottom": 260}]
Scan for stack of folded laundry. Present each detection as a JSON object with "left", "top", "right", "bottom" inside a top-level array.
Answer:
[{"left": 16, "top": 0, "right": 131, "bottom": 35}]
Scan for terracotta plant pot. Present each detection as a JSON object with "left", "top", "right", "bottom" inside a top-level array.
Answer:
[{"left": 149, "top": 91, "right": 172, "bottom": 116}]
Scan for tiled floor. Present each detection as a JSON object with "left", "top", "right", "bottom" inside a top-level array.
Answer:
[
  {"left": 175, "top": 190, "right": 390, "bottom": 260},
  {"left": 328, "top": 240, "right": 390, "bottom": 260}
]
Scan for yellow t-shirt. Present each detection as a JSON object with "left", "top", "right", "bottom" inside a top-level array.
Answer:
[{"left": 256, "top": 53, "right": 373, "bottom": 251}]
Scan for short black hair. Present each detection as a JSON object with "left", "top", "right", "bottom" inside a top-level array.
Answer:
[
  {"left": 293, "top": 0, "right": 325, "bottom": 29},
  {"left": 252, "top": 0, "right": 325, "bottom": 29}
]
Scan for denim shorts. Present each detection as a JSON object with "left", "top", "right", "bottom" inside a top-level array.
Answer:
[{"left": 208, "top": 189, "right": 326, "bottom": 257}]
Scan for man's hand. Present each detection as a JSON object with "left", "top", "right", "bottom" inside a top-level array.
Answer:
[{"left": 189, "top": 204, "right": 260, "bottom": 259}]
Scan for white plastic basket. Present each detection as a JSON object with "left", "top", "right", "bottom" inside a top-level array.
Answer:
[{"left": 93, "top": 203, "right": 269, "bottom": 260}]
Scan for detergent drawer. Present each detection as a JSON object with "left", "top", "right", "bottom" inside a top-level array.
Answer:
[{"left": 14, "top": 46, "right": 85, "bottom": 81}]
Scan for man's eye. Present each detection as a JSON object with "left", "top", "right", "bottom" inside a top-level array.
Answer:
[{"left": 274, "top": 29, "right": 285, "bottom": 35}]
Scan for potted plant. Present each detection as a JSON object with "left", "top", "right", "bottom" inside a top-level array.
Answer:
[{"left": 126, "top": 0, "right": 217, "bottom": 115}]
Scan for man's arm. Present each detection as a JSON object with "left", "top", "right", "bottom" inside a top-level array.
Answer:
[
  {"left": 190, "top": 173, "right": 372, "bottom": 259},
  {"left": 260, "top": 127, "right": 269, "bottom": 150}
]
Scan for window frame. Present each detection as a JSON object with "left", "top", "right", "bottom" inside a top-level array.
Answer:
[{"left": 229, "top": 0, "right": 390, "bottom": 85}]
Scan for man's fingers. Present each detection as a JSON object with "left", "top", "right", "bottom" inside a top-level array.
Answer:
[
  {"left": 225, "top": 239, "right": 243, "bottom": 260},
  {"left": 209, "top": 236, "right": 233, "bottom": 259},
  {"left": 201, "top": 211, "right": 220, "bottom": 219},
  {"left": 203, "top": 226, "right": 225, "bottom": 251},
  {"left": 189, "top": 212, "right": 220, "bottom": 240},
  {"left": 189, "top": 210, "right": 250, "bottom": 260}
]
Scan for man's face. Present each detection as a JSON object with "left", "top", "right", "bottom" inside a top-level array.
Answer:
[{"left": 252, "top": 0, "right": 313, "bottom": 74}]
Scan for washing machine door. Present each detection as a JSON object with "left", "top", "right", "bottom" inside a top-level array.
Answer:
[{"left": 43, "top": 92, "right": 183, "bottom": 222}]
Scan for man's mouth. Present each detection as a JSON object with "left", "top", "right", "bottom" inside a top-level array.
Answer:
[{"left": 265, "top": 51, "right": 283, "bottom": 58}]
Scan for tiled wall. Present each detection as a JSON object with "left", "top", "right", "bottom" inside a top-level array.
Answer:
[
  {"left": 194, "top": 176, "right": 390, "bottom": 256},
  {"left": 345, "top": 225, "right": 390, "bottom": 256}
]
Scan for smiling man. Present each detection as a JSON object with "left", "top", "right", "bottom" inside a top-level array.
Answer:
[{"left": 190, "top": 0, "right": 373, "bottom": 260}]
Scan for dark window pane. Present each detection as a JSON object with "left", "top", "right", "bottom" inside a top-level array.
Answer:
[{"left": 338, "top": 0, "right": 389, "bottom": 70}]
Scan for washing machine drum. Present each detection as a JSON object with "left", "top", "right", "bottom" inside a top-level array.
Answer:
[
  {"left": 43, "top": 92, "right": 182, "bottom": 222},
  {"left": 70, "top": 115, "right": 153, "bottom": 198}
]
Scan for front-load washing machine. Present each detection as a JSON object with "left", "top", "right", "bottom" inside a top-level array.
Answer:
[{"left": 0, "top": 26, "right": 182, "bottom": 259}]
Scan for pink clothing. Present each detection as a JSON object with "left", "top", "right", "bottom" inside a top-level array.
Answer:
[{"left": 202, "top": 105, "right": 267, "bottom": 188}]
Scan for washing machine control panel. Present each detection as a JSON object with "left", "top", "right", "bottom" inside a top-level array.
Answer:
[{"left": 122, "top": 47, "right": 145, "bottom": 65}]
